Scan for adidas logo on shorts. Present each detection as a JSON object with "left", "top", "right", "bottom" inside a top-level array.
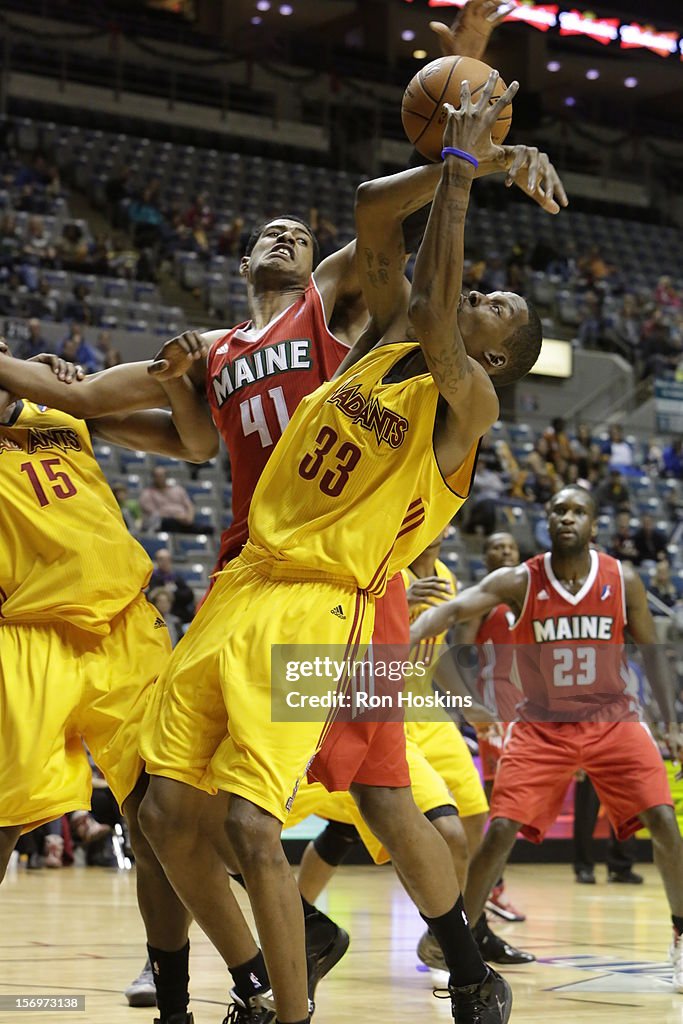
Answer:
[
  {"left": 330, "top": 604, "right": 346, "bottom": 620},
  {"left": 153, "top": 616, "right": 167, "bottom": 629}
]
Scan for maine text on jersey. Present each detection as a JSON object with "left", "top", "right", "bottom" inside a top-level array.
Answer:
[
  {"left": 326, "top": 381, "right": 409, "bottom": 448},
  {"left": 533, "top": 615, "right": 615, "bottom": 642},
  {"left": 211, "top": 339, "right": 313, "bottom": 406},
  {"left": 0, "top": 426, "right": 83, "bottom": 455}
]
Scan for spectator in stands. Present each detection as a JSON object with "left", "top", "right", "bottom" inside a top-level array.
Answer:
[
  {"left": 663, "top": 439, "right": 683, "bottom": 479},
  {"left": 216, "top": 217, "right": 246, "bottom": 257},
  {"left": 577, "top": 290, "right": 603, "bottom": 348},
  {"left": 26, "top": 276, "right": 59, "bottom": 319},
  {"left": 543, "top": 416, "right": 572, "bottom": 472},
  {"left": 148, "top": 585, "right": 184, "bottom": 646},
  {"left": 16, "top": 318, "right": 51, "bottom": 360},
  {"left": 148, "top": 547, "right": 196, "bottom": 625},
  {"left": 0, "top": 211, "right": 21, "bottom": 263},
  {"left": 59, "top": 326, "right": 99, "bottom": 374},
  {"left": 528, "top": 468, "right": 557, "bottom": 505},
  {"left": 105, "top": 166, "right": 132, "bottom": 227},
  {"left": 632, "top": 514, "right": 668, "bottom": 566},
  {"left": 462, "top": 465, "right": 506, "bottom": 536},
  {"left": 605, "top": 293, "right": 642, "bottom": 364},
  {"left": 595, "top": 469, "right": 631, "bottom": 513},
  {"left": 58, "top": 222, "right": 88, "bottom": 268},
  {"left": 604, "top": 425, "right": 634, "bottom": 471},
  {"left": 140, "top": 466, "right": 201, "bottom": 534},
  {"left": 655, "top": 276, "right": 682, "bottom": 312},
  {"left": 112, "top": 482, "right": 142, "bottom": 533},
  {"left": 309, "top": 208, "right": 339, "bottom": 261},
  {"left": 641, "top": 308, "right": 680, "bottom": 377},
  {"left": 22, "top": 215, "right": 56, "bottom": 263},
  {"left": 650, "top": 560, "right": 679, "bottom": 611},
  {"left": 609, "top": 511, "right": 639, "bottom": 563},
  {"left": 63, "top": 283, "right": 96, "bottom": 326}
]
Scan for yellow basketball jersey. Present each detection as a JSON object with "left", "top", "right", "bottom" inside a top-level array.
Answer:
[
  {"left": 0, "top": 401, "right": 152, "bottom": 633},
  {"left": 402, "top": 557, "right": 457, "bottom": 666},
  {"left": 249, "top": 343, "right": 479, "bottom": 595}
]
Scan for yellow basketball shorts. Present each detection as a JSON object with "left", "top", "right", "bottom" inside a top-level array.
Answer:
[
  {"left": 286, "top": 731, "right": 455, "bottom": 864},
  {"left": 0, "top": 594, "right": 170, "bottom": 833},
  {"left": 140, "top": 552, "right": 374, "bottom": 823},
  {"left": 405, "top": 719, "right": 489, "bottom": 818}
]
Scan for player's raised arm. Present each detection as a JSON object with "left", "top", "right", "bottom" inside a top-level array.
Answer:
[
  {"left": 622, "top": 562, "right": 681, "bottom": 759},
  {"left": 408, "top": 75, "right": 517, "bottom": 414},
  {"left": 430, "top": 0, "right": 515, "bottom": 61},
  {"left": 409, "top": 565, "right": 526, "bottom": 646}
]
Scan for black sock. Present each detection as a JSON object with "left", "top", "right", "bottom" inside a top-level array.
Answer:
[
  {"left": 421, "top": 897, "right": 487, "bottom": 988},
  {"left": 229, "top": 950, "right": 270, "bottom": 1003},
  {"left": 673, "top": 915, "right": 683, "bottom": 935},
  {"left": 147, "top": 941, "right": 190, "bottom": 1021},
  {"left": 300, "top": 895, "right": 337, "bottom": 954}
]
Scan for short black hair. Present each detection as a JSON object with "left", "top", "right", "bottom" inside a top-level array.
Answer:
[
  {"left": 493, "top": 300, "right": 543, "bottom": 387},
  {"left": 549, "top": 484, "right": 598, "bottom": 520},
  {"left": 243, "top": 215, "right": 320, "bottom": 268}
]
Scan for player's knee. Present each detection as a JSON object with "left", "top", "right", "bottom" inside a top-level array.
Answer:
[
  {"left": 138, "top": 783, "right": 192, "bottom": 854},
  {"left": 225, "top": 797, "right": 283, "bottom": 870},
  {"left": 314, "top": 820, "right": 361, "bottom": 867},
  {"left": 429, "top": 810, "right": 468, "bottom": 877},
  {"left": 486, "top": 816, "right": 521, "bottom": 851},
  {"left": 641, "top": 804, "right": 680, "bottom": 842},
  {"left": 351, "top": 784, "right": 410, "bottom": 843}
]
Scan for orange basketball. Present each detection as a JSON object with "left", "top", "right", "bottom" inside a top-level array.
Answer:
[{"left": 401, "top": 55, "right": 513, "bottom": 162}]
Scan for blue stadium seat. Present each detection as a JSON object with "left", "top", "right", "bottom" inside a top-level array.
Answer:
[
  {"left": 187, "top": 481, "right": 215, "bottom": 502},
  {"left": 174, "top": 534, "right": 211, "bottom": 559},
  {"left": 175, "top": 563, "right": 208, "bottom": 587},
  {"left": 139, "top": 533, "right": 171, "bottom": 559},
  {"left": 120, "top": 450, "right": 148, "bottom": 470}
]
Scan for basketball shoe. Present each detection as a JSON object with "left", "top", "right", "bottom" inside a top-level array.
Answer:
[
  {"left": 223, "top": 990, "right": 276, "bottom": 1024},
  {"left": 124, "top": 958, "right": 156, "bottom": 1007},
  {"left": 449, "top": 967, "right": 512, "bottom": 1024},
  {"left": 306, "top": 919, "right": 350, "bottom": 1003},
  {"left": 154, "top": 1015, "right": 193, "bottom": 1024},
  {"left": 485, "top": 883, "right": 526, "bottom": 923},
  {"left": 670, "top": 930, "right": 683, "bottom": 993},
  {"left": 417, "top": 920, "right": 534, "bottom": 969}
]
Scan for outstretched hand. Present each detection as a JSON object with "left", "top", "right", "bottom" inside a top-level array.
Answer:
[
  {"left": 148, "top": 330, "right": 208, "bottom": 381},
  {"left": 503, "top": 145, "right": 569, "bottom": 214},
  {"left": 28, "top": 352, "right": 86, "bottom": 383},
  {"left": 441, "top": 70, "right": 519, "bottom": 163},
  {"left": 430, "top": 0, "right": 516, "bottom": 60}
]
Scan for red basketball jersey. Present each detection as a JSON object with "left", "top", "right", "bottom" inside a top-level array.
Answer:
[
  {"left": 511, "top": 550, "right": 638, "bottom": 722},
  {"left": 476, "top": 604, "right": 521, "bottom": 721},
  {"left": 206, "top": 278, "right": 349, "bottom": 568}
]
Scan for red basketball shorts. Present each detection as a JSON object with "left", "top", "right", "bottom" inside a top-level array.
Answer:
[
  {"left": 490, "top": 720, "right": 673, "bottom": 842},
  {"left": 309, "top": 573, "right": 411, "bottom": 792}
]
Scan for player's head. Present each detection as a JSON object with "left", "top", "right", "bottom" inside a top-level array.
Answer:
[
  {"left": 241, "top": 216, "right": 320, "bottom": 289},
  {"left": 547, "top": 486, "right": 597, "bottom": 555},
  {"left": 484, "top": 531, "right": 520, "bottom": 572},
  {"left": 457, "top": 291, "right": 542, "bottom": 386}
]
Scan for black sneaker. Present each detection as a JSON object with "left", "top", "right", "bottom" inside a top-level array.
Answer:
[
  {"left": 575, "top": 868, "right": 596, "bottom": 885},
  {"left": 223, "top": 992, "right": 275, "bottom": 1024},
  {"left": 449, "top": 967, "right": 512, "bottom": 1024},
  {"left": 473, "top": 916, "right": 535, "bottom": 966},
  {"left": 154, "top": 1014, "right": 194, "bottom": 1024},
  {"left": 306, "top": 918, "right": 350, "bottom": 1002},
  {"left": 608, "top": 869, "right": 643, "bottom": 885}
]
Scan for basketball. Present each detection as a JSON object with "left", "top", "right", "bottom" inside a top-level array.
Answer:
[{"left": 401, "top": 55, "right": 513, "bottom": 161}]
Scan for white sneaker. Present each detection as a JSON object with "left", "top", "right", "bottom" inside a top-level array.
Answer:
[
  {"left": 670, "top": 931, "right": 683, "bottom": 993},
  {"left": 124, "top": 957, "right": 156, "bottom": 1008}
]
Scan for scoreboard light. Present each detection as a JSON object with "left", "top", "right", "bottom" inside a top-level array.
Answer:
[
  {"left": 619, "top": 23, "right": 678, "bottom": 57},
  {"left": 504, "top": 2, "right": 558, "bottom": 31},
  {"left": 529, "top": 338, "right": 573, "bottom": 378},
  {"left": 558, "top": 10, "right": 619, "bottom": 44}
]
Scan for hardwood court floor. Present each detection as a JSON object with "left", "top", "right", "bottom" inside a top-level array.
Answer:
[{"left": 1, "top": 861, "right": 681, "bottom": 1023}]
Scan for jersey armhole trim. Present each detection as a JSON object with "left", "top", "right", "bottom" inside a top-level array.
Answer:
[
  {"left": 508, "top": 564, "right": 531, "bottom": 632},
  {"left": 3, "top": 400, "right": 24, "bottom": 427},
  {"left": 615, "top": 558, "right": 628, "bottom": 625},
  {"left": 310, "top": 275, "right": 352, "bottom": 350}
]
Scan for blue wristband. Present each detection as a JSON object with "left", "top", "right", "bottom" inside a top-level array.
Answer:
[{"left": 441, "top": 146, "right": 479, "bottom": 169}]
